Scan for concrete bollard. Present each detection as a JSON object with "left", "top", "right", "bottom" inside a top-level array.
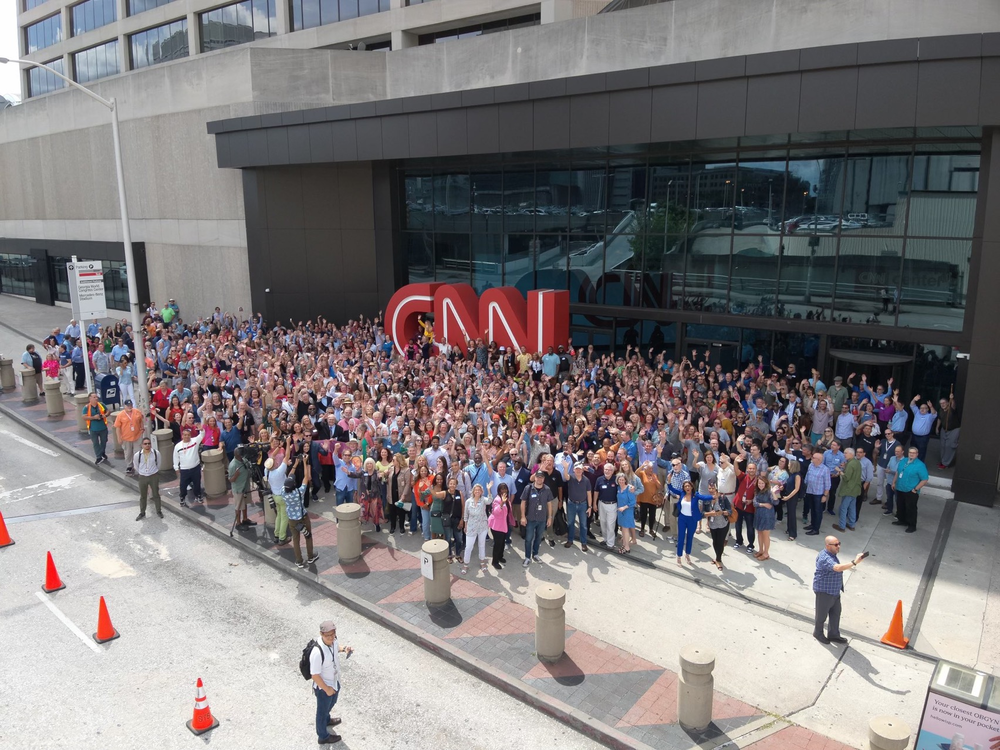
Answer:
[
  {"left": 421, "top": 539, "right": 452, "bottom": 606},
  {"left": 0, "top": 358, "right": 14, "bottom": 391},
  {"left": 152, "top": 428, "right": 175, "bottom": 478},
  {"left": 535, "top": 584, "right": 567, "bottom": 662},
  {"left": 868, "top": 716, "right": 910, "bottom": 750},
  {"left": 201, "top": 448, "right": 227, "bottom": 497},
  {"left": 22, "top": 368, "right": 40, "bottom": 403},
  {"left": 108, "top": 411, "right": 124, "bottom": 457},
  {"left": 335, "top": 503, "right": 362, "bottom": 564},
  {"left": 74, "top": 393, "right": 90, "bottom": 432},
  {"left": 678, "top": 645, "right": 716, "bottom": 732},
  {"left": 43, "top": 381, "right": 65, "bottom": 416}
]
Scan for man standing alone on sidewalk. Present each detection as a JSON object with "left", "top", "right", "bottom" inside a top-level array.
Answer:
[
  {"left": 133, "top": 437, "right": 162, "bottom": 519},
  {"left": 813, "top": 535, "right": 866, "bottom": 644},
  {"left": 310, "top": 620, "right": 354, "bottom": 745},
  {"left": 114, "top": 400, "right": 144, "bottom": 476}
]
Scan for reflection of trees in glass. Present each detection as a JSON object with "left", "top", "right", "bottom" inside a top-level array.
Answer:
[{"left": 627, "top": 203, "right": 693, "bottom": 269}]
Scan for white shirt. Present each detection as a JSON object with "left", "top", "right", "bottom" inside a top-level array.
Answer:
[
  {"left": 133, "top": 449, "right": 161, "bottom": 477},
  {"left": 309, "top": 639, "right": 340, "bottom": 690},
  {"left": 268, "top": 461, "right": 288, "bottom": 496},
  {"left": 172, "top": 432, "right": 205, "bottom": 471}
]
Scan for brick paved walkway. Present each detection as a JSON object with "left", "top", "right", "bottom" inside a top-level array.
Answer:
[{"left": 0, "top": 387, "right": 860, "bottom": 750}]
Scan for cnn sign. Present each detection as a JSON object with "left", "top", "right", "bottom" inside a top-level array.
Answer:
[{"left": 385, "top": 283, "right": 569, "bottom": 356}]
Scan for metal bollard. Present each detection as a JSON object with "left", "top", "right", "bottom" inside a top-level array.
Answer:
[
  {"left": 678, "top": 645, "right": 716, "bottom": 731},
  {"left": 335, "top": 503, "right": 362, "bottom": 564},
  {"left": 201, "top": 448, "right": 227, "bottom": 497},
  {"left": 535, "top": 584, "right": 567, "bottom": 662},
  {"left": 74, "top": 393, "right": 90, "bottom": 432},
  {"left": 152, "top": 429, "right": 175, "bottom": 478},
  {"left": 43, "top": 381, "right": 65, "bottom": 416},
  {"left": 868, "top": 716, "right": 910, "bottom": 750},
  {"left": 421, "top": 539, "right": 451, "bottom": 606},
  {"left": 0, "top": 358, "right": 14, "bottom": 391},
  {"left": 108, "top": 411, "right": 124, "bottom": 457},
  {"left": 22, "top": 368, "right": 40, "bottom": 403}
]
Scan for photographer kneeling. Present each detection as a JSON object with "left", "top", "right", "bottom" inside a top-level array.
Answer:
[{"left": 284, "top": 451, "right": 319, "bottom": 569}]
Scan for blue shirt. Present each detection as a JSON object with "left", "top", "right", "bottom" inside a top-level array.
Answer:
[
  {"left": 111, "top": 344, "right": 130, "bottom": 362},
  {"left": 909, "top": 406, "right": 935, "bottom": 437},
  {"left": 463, "top": 461, "right": 493, "bottom": 494},
  {"left": 71, "top": 346, "right": 84, "bottom": 364},
  {"left": 333, "top": 456, "right": 359, "bottom": 492},
  {"left": 895, "top": 457, "right": 929, "bottom": 493},
  {"left": 822, "top": 449, "right": 847, "bottom": 474},
  {"left": 889, "top": 409, "right": 909, "bottom": 433},
  {"left": 283, "top": 485, "right": 306, "bottom": 521},
  {"left": 87, "top": 323, "right": 101, "bottom": 337},
  {"left": 813, "top": 548, "right": 844, "bottom": 595},
  {"left": 541, "top": 353, "right": 560, "bottom": 378},
  {"left": 220, "top": 427, "right": 241, "bottom": 457},
  {"left": 804, "top": 462, "right": 832, "bottom": 495}
]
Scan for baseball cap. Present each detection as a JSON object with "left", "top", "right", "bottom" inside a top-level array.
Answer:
[{"left": 124, "top": 399, "right": 133, "bottom": 406}]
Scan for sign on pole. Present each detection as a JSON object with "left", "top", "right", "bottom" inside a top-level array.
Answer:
[
  {"left": 915, "top": 660, "right": 1000, "bottom": 749},
  {"left": 420, "top": 550, "right": 434, "bottom": 580},
  {"left": 67, "top": 261, "right": 107, "bottom": 320}
]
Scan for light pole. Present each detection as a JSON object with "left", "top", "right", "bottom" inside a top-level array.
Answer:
[{"left": 0, "top": 57, "right": 149, "bottom": 417}]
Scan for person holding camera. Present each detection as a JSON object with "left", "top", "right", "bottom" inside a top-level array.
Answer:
[
  {"left": 284, "top": 456, "right": 319, "bottom": 568},
  {"left": 813, "top": 535, "right": 866, "bottom": 644},
  {"left": 228, "top": 446, "right": 256, "bottom": 528}
]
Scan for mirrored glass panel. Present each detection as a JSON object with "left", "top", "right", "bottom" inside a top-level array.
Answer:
[
  {"left": 434, "top": 233, "right": 470, "bottom": 285},
  {"left": 404, "top": 232, "right": 433, "bottom": 284},
  {"left": 840, "top": 151, "right": 911, "bottom": 234},
  {"left": 471, "top": 234, "right": 502, "bottom": 293},
  {"left": 833, "top": 237, "right": 903, "bottom": 325},
  {"left": 777, "top": 234, "right": 836, "bottom": 322},
  {"left": 909, "top": 152, "right": 980, "bottom": 238},
  {"left": 899, "top": 239, "right": 970, "bottom": 332},
  {"left": 433, "top": 172, "right": 470, "bottom": 233},
  {"left": 683, "top": 232, "right": 729, "bottom": 312}
]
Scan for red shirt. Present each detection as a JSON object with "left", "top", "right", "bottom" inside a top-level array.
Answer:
[{"left": 733, "top": 473, "right": 757, "bottom": 513}]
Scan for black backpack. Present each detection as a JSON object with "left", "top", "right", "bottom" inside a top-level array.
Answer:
[{"left": 299, "top": 639, "right": 323, "bottom": 680}]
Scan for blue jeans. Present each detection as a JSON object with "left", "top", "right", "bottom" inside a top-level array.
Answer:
[
  {"left": 884, "top": 484, "right": 895, "bottom": 514},
  {"left": 335, "top": 487, "right": 353, "bottom": 506},
  {"left": 525, "top": 519, "right": 544, "bottom": 558},
  {"left": 314, "top": 685, "right": 340, "bottom": 740},
  {"left": 566, "top": 501, "right": 588, "bottom": 544},
  {"left": 676, "top": 514, "right": 697, "bottom": 557},
  {"left": 838, "top": 495, "right": 857, "bottom": 528},
  {"left": 420, "top": 507, "right": 431, "bottom": 540},
  {"left": 911, "top": 432, "right": 930, "bottom": 463},
  {"left": 410, "top": 501, "right": 421, "bottom": 533},
  {"left": 442, "top": 523, "right": 457, "bottom": 556}
]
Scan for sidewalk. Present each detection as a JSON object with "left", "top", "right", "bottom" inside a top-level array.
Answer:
[{"left": 0, "top": 384, "right": 857, "bottom": 750}]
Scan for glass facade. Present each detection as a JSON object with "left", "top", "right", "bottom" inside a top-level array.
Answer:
[
  {"left": 0, "top": 254, "right": 36, "bottom": 297},
  {"left": 47, "top": 257, "right": 129, "bottom": 311},
  {"left": 128, "top": 0, "right": 177, "bottom": 15},
  {"left": 74, "top": 40, "right": 120, "bottom": 84},
  {"left": 418, "top": 14, "right": 541, "bottom": 44},
  {"left": 71, "top": 0, "right": 116, "bottom": 36},
  {"left": 290, "top": 0, "right": 390, "bottom": 31},
  {"left": 200, "top": 0, "right": 276, "bottom": 52},
  {"left": 401, "top": 135, "right": 979, "bottom": 334},
  {"left": 26, "top": 59, "right": 65, "bottom": 98},
  {"left": 24, "top": 0, "right": 50, "bottom": 10},
  {"left": 24, "top": 14, "right": 62, "bottom": 54},
  {"left": 129, "top": 19, "right": 189, "bottom": 70}
]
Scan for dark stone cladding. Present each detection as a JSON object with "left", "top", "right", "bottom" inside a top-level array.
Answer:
[{"left": 208, "top": 34, "right": 1000, "bottom": 169}]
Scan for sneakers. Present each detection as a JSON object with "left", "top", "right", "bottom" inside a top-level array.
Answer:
[
  {"left": 746, "top": 546, "right": 755, "bottom": 554},
  {"left": 245, "top": 519, "right": 258, "bottom": 526},
  {"left": 179, "top": 498, "right": 188, "bottom": 508},
  {"left": 732, "top": 542, "right": 742, "bottom": 549},
  {"left": 605, "top": 541, "right": 614, "bottom": 548},
  {"left": 156, "top": 510, "right": 164, "bottom": 518},
  {"left": 295, "top": 560, "right": 306, "bottom": 568},
  {"left": 461, "top": 564, "right": 469, "bottom": 575},
  {"left": 306, "top": 553, "right": 320, "bottom": 565},
  {"left": 547, "top": 539, "right": 555, "bottom": 548},
  {"left": 882, "top": 510, "right": 893, "bottom": 515},
  {"left": 532, "top": 555, "right": 542, "bottom": 563},
  {"left": 96, "top": 455, "right": 109, "bottom": 465},
  {"left": 937, "top": 463, "right": 947, "bottom": 470},
  {"left": 522, "top": 559, "right": 530, "bottom": 568}
]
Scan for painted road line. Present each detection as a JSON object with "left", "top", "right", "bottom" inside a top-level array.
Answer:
[
  {"left": 6, "top": 501, "right": 134, "bottom": 524},
  {"left": 0, "top": 474, "right": 84, "bottom": 505},
  {"left": 34, "top": 591, "right": 103, "bottom": 654},
  {"left": 0, "top": 428, "right": 61, "bottom": 457}
]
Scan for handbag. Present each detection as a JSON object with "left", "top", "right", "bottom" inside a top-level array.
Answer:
[
  {"left": 726, "top": 499, "right": 738, "bottom": 524},
  {"left": 553, "top": 507, "right": 568, "bottom": 536},
  {"left": 672, "top": 501, "right": 680, "bottom": 518},
  {"left": 651, "top": 490, "right": 666, "bottom": 508}
]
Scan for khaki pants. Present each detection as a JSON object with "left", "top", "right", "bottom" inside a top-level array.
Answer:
[
  {"left": 288, "top": 516, "right": 314, "bottom": 564},
  {"left": 123, "top": 439, "right": 138, "bottom": 469},
  {"left": 138, "top": 475, "right": 161, "bottom": 514}
]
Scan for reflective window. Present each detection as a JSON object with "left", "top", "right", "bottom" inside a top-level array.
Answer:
[
  {"left": 0, "top": 254, "right": 36, "bottom": 297},
  {"left": 433, "top": 172, "right": 470, "bottom": 233},
  {"left": 840, "top": 151, "right": 911, "bottom": 233},
  {"left": 404, "top": 232, "right": 433, "bottom": 284},
  {"left": 24, "top": 0, "right": 50, "bottom": 10},
  {"left": 899, "top": 240, "right": 970, "bottom": 332},
  {"left": 71, "top": 0, "right": 116, "bottom": 36},
  {"left": 833, "top": 237, "right": 903, "bottom": 324},
  {"left": 200, "top": 0, "right": 276, "bottom": 52},
  {"left": 434, "top": 234, "right": 471, "bottom": 285},
  {"left": 471, "top": 234, "right": 502, "bottom": 293},
  {"left": 909, "top": 152, "right": 979, "bottom": 238},
  {"left": 504, "top": 234, "right": 535, "bottom": 291},
  {"left": 47, "top": 257, "right": 128, "bottom": 311},
  {"left": 403, "top": 173, "right": 433, "bottom": 231},
  {"left": 128, "top": 0, "right": 177, "bottom": 15},
  {"left": 778, "top": 234, "right": 836, "bottom": 322},
  {"left": 73, "top": 40, "right": 120, "bottom": 84},
  {"left": 290, "top": 0, "right": 389, "bottom": 30},
  {"left": 129, "top": 19, "right": 189, "bottom": 70},
  {"left": 26, "top": 58, "right": 65, "bottom": 97},
  {"left": 417, "top": 13, "right": 540, "bottom": 44},
  {"left": 24, "top": 14, "right": 62, "bottom": 54}
]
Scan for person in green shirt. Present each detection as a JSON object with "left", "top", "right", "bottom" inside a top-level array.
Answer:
[
  {"left": 833, "top": 448, "right": 862, "bottom": 532},
  {"left": 228, "top": 447, "right": 256, "bottom": 528},
  {"left": 160, "top": 305, "right": 175, "bottom": 325}
]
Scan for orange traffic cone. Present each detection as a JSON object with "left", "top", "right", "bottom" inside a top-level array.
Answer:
[
  {"left": 0, "top": 510, "right": 13, "bottom": 548},
  {"left": 186, "top": 678, "right": 219, "bottom": 736},
  {"left": 880, "top": 599, "right": 909, "bottom": 649},
  {"left": 42, "top": 551, "right": 65, "bottom": 593},
  {"left": 93, "top": 596, "right": 120, "bottom": 644}
]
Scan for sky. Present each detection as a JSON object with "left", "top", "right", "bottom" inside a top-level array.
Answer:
[{"left": 0, "top": 1, "right": 21, "bottom": 102}]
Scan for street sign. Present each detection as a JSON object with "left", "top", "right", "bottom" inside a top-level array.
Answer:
[
  {"left": 420, "top": 550, "right": 434, "bottom": 580},
  {"left": 67, "top": 261, "right": 107, "bottom": 319}
]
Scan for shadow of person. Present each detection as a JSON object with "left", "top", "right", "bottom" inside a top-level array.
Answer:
[
  {"left": 758, "top": 555, "right": 805, "bottom": 585},
  {"left": 839, "top": 647, "right": 912, "bottom": 696}
]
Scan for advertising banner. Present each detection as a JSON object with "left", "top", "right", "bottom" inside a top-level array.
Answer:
[{"left": 916, "top": 691, "right": 1000, "bottom": 750}]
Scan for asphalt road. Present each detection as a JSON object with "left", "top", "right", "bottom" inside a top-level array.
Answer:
[{"left": 0, "top": 413, "right": 600, "bottom": 750}]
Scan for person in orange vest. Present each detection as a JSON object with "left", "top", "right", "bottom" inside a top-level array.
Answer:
[
  {"left": 83, "top": 392, "right": 110, "bottom": 465},
  {"left": 114, "top": 399, "right": 145, "bottom": 476}
]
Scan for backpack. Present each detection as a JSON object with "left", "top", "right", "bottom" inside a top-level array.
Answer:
[{"left": 298, "top": 639, "right": 323, "bottom": 680}]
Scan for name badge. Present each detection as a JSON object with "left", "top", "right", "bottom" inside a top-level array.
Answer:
[{"left": 537, "top": 504, "right": 543, "bottom": 512}]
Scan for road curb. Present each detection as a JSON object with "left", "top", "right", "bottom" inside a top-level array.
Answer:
[{"left": 0, "top": 399, "right": 654, "bottom": 750}]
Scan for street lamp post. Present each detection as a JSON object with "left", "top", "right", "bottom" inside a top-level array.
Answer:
[{"left": 0, "top": 57, "right": 149, "bottom": 418}]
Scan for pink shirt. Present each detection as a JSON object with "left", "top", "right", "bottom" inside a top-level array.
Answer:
[{"left": 488, "top": 497, "right": 514, "bottom": 533}]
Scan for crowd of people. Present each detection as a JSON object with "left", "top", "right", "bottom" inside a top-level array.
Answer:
[{"left": 40, "top": 299, "right": 959, "bottom": 573}]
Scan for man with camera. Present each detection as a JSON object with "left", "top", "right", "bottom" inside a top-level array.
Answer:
[
  {"left": 228, "top": 446, "right": 256, "bottom": 528},
  {"left": 284, "top": 451, "right": 319, "bottom": 568},
  {"left": 813, "top": 535, "right": 866, "bottom": 644}
]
